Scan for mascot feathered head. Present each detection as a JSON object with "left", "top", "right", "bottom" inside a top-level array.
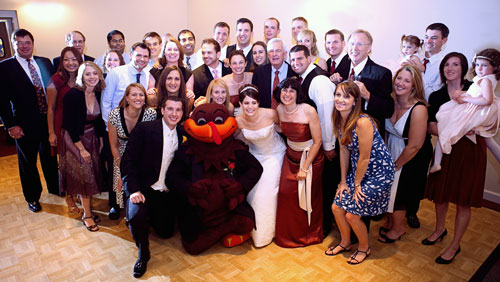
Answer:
[{"left": 185, "top": 103, "right": 237, "bottom": 145}]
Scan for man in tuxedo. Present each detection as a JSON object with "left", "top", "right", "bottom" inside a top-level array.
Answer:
[
  {"left": 0, "top": 29, "right": 59, "bottom": 212},
  {"left": 178, "top": 29, "right": 198, "bottom": 71},
  {"left": 186, "top": 38, "right": 231, "bottom": 99},
  {"left": 264, "top": 17, "right": 280, "bottom": 43},
  {"left": 289, "top": 44, "right": 337, "bottom": 237},
  {"left": 331, "top": 29, "right": 393, "bottom": 135},
  {"left": 52, "top": 30, "right": 94, "bottom": 70},
  {"left": 325, "top": 29, "right": 349, "bottom": 79},
  {"left": 226, "top": 18, "right": 253, "bottom": 71},
  {"left": 121, "top": 96, "right": 186, "bottom": 278},
  {"left": 251, "top": 38, "right": 296, "bottom": 109}
]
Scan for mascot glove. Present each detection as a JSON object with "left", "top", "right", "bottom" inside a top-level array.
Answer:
[
  {"left": 219, "top": 178, "right": 245, "bottom": 210},
  {"left": 188, "top": 178, "right": 212, "bottom": 209}
]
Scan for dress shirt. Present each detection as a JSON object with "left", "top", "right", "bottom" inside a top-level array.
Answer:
[
  {"left": 237, "top": 43, "right": 252, "bottom": 57},
  {"left": 349, "top": 57, "right": 369, "bottom": 110},
  {"left": 207, "top": 62, "right": 223, "bottom": 80},
  {"left": 15, "top": 55, "right": 46, "bottom": 92},
  {"left": 94, "top": 51, "right": 131, "bottom": 70},
  {"left": 151, "top": 120, "right": 178, "bottom": 191},
  {"left": 422, "top": 51, "right": 444, "bottom": 101},
  {"left": 101, "top": 63, "right": 150, "bottom": 127},
  {"left": 333, "top": 52, "right": 347, "bottom": 66},
  {"left": 270, "top": 62, "right": 289, "bottom": 96},
  {"left": 300, "top": 63, "right": 336, "bottom": 151}
]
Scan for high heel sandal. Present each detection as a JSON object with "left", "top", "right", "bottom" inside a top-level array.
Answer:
[
  {"left": 435, "top": 246, "right": 460, "bottom": 264},
  {"left": 347, "top": 247, "right": 371, "bottom": 265},
  {"left": 421, "top": 229, "right": 447, "bottom": 245},
  {"left": 379, "top": 226, "right": 389, "bottom": 236},
  {"left": 82, "top": 216, "right": 99, "bottom": 232},
  {"left": 65, "top": 196, "right": 81, "bottom": 214},
  {"left": 378, "top": 232, "right": 405, "bottom": 243}
]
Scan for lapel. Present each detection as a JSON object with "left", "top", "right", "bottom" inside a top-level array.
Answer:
[
  {"left": 151, "top": 119, "right": 164, "bottom": 173},
  {"left": 34, "top": 56, "right": 53, "bottom": 87},
  {"left": 9, "top": 57, "right": 33, "bottom": 85},
  {"left": 286, "top": 62, "right": 297, "bottom": 78},
  {"left": 203, "top": 64, "right": 214, "bottom": 80}
]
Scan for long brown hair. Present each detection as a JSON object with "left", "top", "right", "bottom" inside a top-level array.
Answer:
[
  {"left": 332, "top": 81, "right": 367, "bottom": 145},
  {"left": 156, "top": 66, "right": 188, "bottom": 118},
  {"left": 57, "top": 47, "right": 83, "bottom": 85},
  {"left": 391, "top": 65, "right": 427, "bottom": 105}
]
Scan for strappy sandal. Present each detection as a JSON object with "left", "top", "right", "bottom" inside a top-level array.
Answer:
[
  {"left": 325, "top": 244, "right": 351, "bottom": 256},
  {"left": 65, "top": 196, "right": 81, "bottom": 214},
  {"left": 347, "top": 247, "right": 371, "bottom": 265},
  {"left": 82, "top": 216, "right": 99, "bottom": 232}
]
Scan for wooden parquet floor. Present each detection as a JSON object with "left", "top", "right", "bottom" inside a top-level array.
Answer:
[{"left": 1, "top": 154, "right": 499, "bottom": 281}]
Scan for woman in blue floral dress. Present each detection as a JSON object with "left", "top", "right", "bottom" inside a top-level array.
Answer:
[{"left": 325, "top": 81, "right": 394, "bottom": 264}]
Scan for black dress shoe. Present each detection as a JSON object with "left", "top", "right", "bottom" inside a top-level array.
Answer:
[
  {"left": 28, "top": 201, "right": 42, "bottom": 212},
  {"left": 421, "top": 229, "right": 447, "bottom": 245},
  {"left": 435, "top": 246, "right": 461, "bottom": 264},
  {"left": 133, "top": 255, "right": 150, "bottom": 278},
  {"left": 407, "top": 215, "right": 420, "bottom": 228},
  {"left": 109, "top": 206, "right": 121, "bottom": 220}
]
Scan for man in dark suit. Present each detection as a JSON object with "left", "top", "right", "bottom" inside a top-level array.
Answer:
[
  {"left": 325, "top": 29, "right": 349, "bottom": 78},
  {"left": 226, "top": 18, "right": 254, "bottom": 71},
  {"left": 52, "top": 31, "right": 94, "bottom": 71},
  {"left": 252, "top": 38, "right": 296, "bottom": 109},
  {"left": 332, "top": 29, "right": 393, "bottom": 135},
  {"left": 120, "top": 96, "right": 186, "bottom": 278},
  {"left": 186, "top": 38, "right": 231, "bottom": 99},
  {"left": 0, "top": 29, "right": 59, "bottom": 212}
]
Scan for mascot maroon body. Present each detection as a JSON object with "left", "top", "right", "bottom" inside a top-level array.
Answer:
[{"left": 166, "top": 103, "right": 263, "bottom": 255}]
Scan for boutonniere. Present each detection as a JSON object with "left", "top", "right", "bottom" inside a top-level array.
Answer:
[{"left": 224, "top": 161, "right": 236, "bottom": 176}]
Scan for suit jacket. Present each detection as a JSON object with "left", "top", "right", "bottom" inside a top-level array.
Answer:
[
  {"left": 0, "top": 56, "right": 54, "bottom": 138},
  {"left": 121, "top": 119, "right": 185, "bottom": 198},
  {"left": 251, "top": 63, "right": 297, "bottom": 108},
  {"left": 52, "top": 54, "right": 95, "bottom": 72},
  {"left": 336, "top": 57, "right": 394, "bottom": 131},
  {"left": 191, "top": 63, "right": 231, "bottom": 99},
  {"left": 226, "top": 44, "right": 253, "bottom": 72},
  {"left": 327, "top": 54, "right": 349, "bottom": 74}
]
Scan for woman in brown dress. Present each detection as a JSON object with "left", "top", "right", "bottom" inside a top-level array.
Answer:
[{"left": 274, "top": 77, "right": 324, "bottom": 247}]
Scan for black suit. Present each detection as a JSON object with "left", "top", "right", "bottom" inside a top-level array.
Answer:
[
  {"left": 226, "top": 44, "right": 253, "bottom": 72},
  {"left": 251, "top": 63, "right": 297, "bottom": 108},
  {"left": 336, "top": 56, "right": 394, "bottom": 134},
  {"left": 0, "top": 56, "right": 59, "bottom": 201},
  {"left": 326, "top": 54, "right": 349, "bottom": 75},
  {"left": 191, "top": 63, "right": 231, "bottom": 99},
  {"left": 120, "top": 119, "right": 185, "bottom": 259},
  {"left": 52, "top": 54, "right": 95, "bottom": 72}
]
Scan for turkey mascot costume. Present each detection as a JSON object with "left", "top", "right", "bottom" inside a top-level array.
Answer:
[{"left": 166, "top": 103, "right": 263, "bottom": 255}]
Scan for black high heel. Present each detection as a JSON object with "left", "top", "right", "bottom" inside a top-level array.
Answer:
[
  {"left": 421, "top": 229, "right": 447, "bottom": 245},
  {"left": 435, "top": 246, "right": 460, "bottom": 264},
  {"left": 378, "top": 232, "right": 405, "bottom": 243}
]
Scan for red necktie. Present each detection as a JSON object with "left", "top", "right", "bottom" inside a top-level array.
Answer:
[
  {"left": 271, "top": 70, "right": 280, "bottom": 110},
  {"left": 348, "top": 69, "right": 355, "bottom": 81},
  {"left": 422, "top": 58, "right": 430, "bottom": 72},
  {"left": 27, "top": 58, "right": 47, "bottom": 114},
  {"left": 298, "top": 77, "right": 303, "bottom": 84},
  {"left": 329, "top": 61, "right": 336, "bottom": 75}
]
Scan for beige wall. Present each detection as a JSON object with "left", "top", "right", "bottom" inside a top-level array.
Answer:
[{"left": 1, "top": 0, "right": 500, "bottom": 201}]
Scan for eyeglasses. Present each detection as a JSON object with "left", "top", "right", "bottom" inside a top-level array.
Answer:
[{"left": 348, "top": 41, "right": 370, "bottom": 48}]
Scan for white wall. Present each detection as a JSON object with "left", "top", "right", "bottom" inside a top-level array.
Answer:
[{"left": 1, "top": 0, "right": 500, "bottom": 201}]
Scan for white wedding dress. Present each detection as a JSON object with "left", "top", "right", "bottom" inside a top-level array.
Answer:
[{"left": 238, "top": 124, "right": 286, "bottom": 247}]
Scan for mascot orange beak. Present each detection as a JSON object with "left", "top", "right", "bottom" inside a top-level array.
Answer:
[{"left": 185, "top": 117, "right": 237, "bottom": 145}]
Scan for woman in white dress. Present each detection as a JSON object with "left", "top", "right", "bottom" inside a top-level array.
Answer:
[{"left": 235, "top": 84, "right": 286, "bottom": 247}]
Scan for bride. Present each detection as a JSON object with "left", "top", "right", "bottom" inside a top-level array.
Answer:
[{"left": 235, "top": 84, "right": 286, "bottom": 247}]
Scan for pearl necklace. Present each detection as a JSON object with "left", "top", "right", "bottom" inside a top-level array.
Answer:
[{"left": 284, "top": 104, "right": 299, "bottom": 115}]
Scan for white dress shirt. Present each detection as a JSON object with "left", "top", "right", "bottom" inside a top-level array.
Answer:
[
  {"left": 301, "top": 63, "right": 336, "bottom": 151},
  {"left": 422, "top": 51, "right": 445, "bottom": 101},
  {"left": 151, "top": 120, "right": 178, "bottom": 191},
  {"left": 15, "top": 55, "right": 46, "bottom": 92}
]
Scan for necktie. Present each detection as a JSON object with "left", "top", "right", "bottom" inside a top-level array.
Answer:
[
  {"left": 212, "top": 69, "right": 219, "bottom": 79},
  {"left": 186, "top": 56, "right": 191, "bottom": 71},
  {"left": 136, "top": 73, "right": 141, "bottom": 84},
  {"left": 298, "top": 77, "right": 303, "bottom": 84},
  {"left": 348, "top": 69, "right": 355, "bottom": 81},
  {"left": 271, "top": 70, "right": 280, "bottom": 109},
  {"left": 330, "top": 61, "right": 336, "bottom": 75},
  {"left": 27, "top": 58, "right": 47, "bottom": 114},
  {"left": 422, "top": 58, "right": 430, "bottom": 72}
]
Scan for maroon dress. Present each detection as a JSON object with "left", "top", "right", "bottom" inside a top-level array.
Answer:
[
  {"left": 275, "top": 122, "right": 324, "bottom": 247},
  {"left": 51, "top": 73, "right": 71, "bottom": 154}
]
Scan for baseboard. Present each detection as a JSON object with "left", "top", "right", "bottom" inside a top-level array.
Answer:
[{"left": 483, "top": 190, "right": 500, "bottom": 212}]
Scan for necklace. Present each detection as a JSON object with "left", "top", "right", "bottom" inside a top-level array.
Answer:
[{"left": 284, "top": 104, "right": 299, "bottom": 115}]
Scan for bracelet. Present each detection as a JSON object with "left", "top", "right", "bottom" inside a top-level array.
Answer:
[
  {"left": 300, "top": 167, "right": 309, "bottom": 173},
  {"left": 339, "top": 181, "right": 347, "bottom": 185},
  {"left": 354, "top": 183, "right": 361, "bottom": 188}
]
